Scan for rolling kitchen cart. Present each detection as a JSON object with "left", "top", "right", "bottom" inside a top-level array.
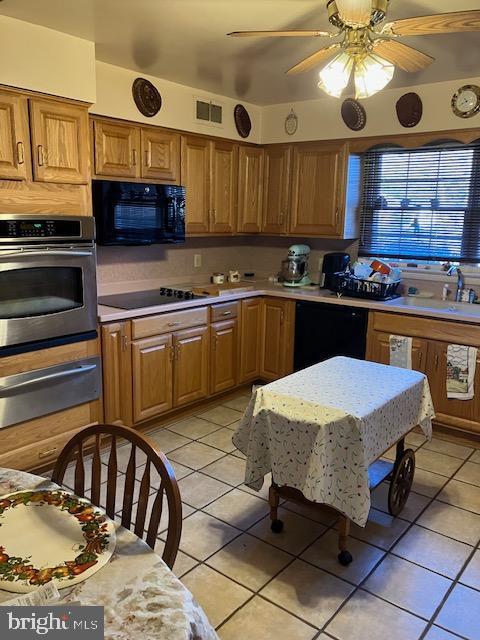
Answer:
[{"left": 233, "top": 356, "right": 435, "bottom": 565}]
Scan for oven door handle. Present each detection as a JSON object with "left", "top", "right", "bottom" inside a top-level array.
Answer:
[
  {"left": 0, "top": 364, "right": 97, "bottom": 394},
  {"left": 0, "top": 250, "right": 94, "bottom": 259}
]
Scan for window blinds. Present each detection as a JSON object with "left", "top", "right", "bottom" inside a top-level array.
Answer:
[{"left": 359, "top": 143, "right": 480, "bottom": 262}]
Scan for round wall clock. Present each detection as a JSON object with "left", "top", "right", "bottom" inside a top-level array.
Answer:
[
  {"left": 234, "top": 104, "right": 252, "bottom": 138},
  {"left": 341, "top": 99, "right": 366, "bottom": 131},
  {"left": 285, "top": 109, "right": 298, "bottom": 135},
  {"left": 132, "top": 78, "right": 162, "bottom": 117},
  {"left": 451, "top": 85, "right": 480, "bottom": 119},
  {"left": 396, "top": 92, "right": 423, "bottom": 128}
]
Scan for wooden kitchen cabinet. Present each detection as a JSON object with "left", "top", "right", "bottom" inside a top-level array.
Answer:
[
  {"left": 239, "top": 298, "right": 262, "bottom": 382},
  {"left": 262, "top": 145, "right": 291, "bottom": 234},
  {"left": 101, "top": 321, "right": 133, "bottom": 426},
  {"left": 289, "top": 142, "right": 347, "bottom": 237},
  {"left": 132, "top": 334, "right": 173, "bottom": 422},
  {"left": 173, "top": 326, "right": 209, "bottom": 406},
  {"left": 29, "top": 98, "right": 89, "bottom": 184},
  {"left": 237, "top": 145, "right": 264, "bottom": 233},
  {"left": 210, "top": 319, "right": 238, "bottom": 394},
  {"left": 367, "top": 331, "right": 428, "bottom": 373},
  {"left": 94, "top": 120, "right": 140, "bottom": 178},
  {"left": 182, "top": 135, "right": 211, "bottom": 234},
  {"left": 140, "top": 128, "right": 180, "bottom": 183},
  {"left": 0, "top": 91, "right": 30, "bottom": 180},
  {"left": 210, "top": 140, "right": 238, "bottom": 234},
  {"left": 261, "top": 298, "right": 295, "bottom": 381}
]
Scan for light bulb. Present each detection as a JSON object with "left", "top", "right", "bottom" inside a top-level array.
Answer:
[
  {"left": 354, "top": 53, "right": 394, "bottom": 99},
  {"left": 318, "top": 51, "right": 353, "bottom": 98}
]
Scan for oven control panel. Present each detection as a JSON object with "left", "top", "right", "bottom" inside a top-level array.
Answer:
[{"left": 0, "top": 219, "right": 83, "bottom": 240}]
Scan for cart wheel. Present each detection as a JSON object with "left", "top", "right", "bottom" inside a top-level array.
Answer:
[
  {"left": 271, "top": 519, "right": 284, "bottom": 533},
  {"left": 388, "top": 449, "right": 415, "bottom": 516},
  {"left": 338, "top": 550, "right": 353, "bottom": 566}
]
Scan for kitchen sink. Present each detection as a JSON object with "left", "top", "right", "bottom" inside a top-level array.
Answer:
[{"left": 386, "top": 296, "right": 480, "bottom": 316}]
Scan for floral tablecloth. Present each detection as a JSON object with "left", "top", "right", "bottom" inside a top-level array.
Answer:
[
  {"left": 0, "top": 468, "right": 218, "bottom": 640},
  {"left": 233, "top": 356, "right": 435, "bottom": 527}
]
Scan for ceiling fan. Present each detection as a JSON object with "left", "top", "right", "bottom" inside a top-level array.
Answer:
[{"left": 228, "top": 1, "right": 480, "bottom": 98}]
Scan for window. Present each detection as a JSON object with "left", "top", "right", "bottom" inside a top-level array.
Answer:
[{"left": 359, "top": 143, "right": 480, "bottom": 262}]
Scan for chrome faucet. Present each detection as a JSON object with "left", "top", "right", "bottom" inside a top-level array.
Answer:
[{"left": 446, "top": 265, "right": 465, "bottom": 301}]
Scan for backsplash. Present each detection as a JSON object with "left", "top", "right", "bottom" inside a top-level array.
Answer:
[{"left": 96, "top": 236, "right": 359, "bottom": 294}]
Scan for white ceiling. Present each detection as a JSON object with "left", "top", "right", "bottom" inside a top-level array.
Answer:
[{"left": 1, "top": 0, "right": 479, "bottom": 105}]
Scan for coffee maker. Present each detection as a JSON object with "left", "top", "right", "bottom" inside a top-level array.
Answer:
[
  {"left": 321, "top": 252, "right": 350, "bottom": 289},
  {"left": 280, "top": 244, "right": 312, "bottom": 287}
]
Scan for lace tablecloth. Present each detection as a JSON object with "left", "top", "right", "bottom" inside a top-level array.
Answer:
[
  {"left": 233, "top": 356, "right": 435, "bottom": 526},
  {"left": 0, "top": 468, "right": 218, "bottom": 640}
]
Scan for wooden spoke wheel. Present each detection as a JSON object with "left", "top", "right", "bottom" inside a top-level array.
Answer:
[{"left": 388, "top": 449, "right": 415, "bottom": 516}]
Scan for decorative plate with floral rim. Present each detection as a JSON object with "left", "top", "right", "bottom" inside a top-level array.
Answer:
[{"left": 0, "top": 490, "right": 116, "bottom": 593}]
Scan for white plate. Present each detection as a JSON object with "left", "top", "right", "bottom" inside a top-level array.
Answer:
[{"left": 0, "top": 490, "right": 116, "bottom": 593}]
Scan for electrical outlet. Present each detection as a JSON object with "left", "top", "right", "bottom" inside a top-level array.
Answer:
[{"left": 194, "top": 254, "right": 202, "bottom": 268}]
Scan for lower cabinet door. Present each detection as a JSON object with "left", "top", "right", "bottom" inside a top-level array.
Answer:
[
  {"left": 210, "top": 319, "right": 238, "bottom": 394},
  {"left": 239, "top": 298, "right": 262, "bottom": 383},
  {"left": 101, "top": 321, "right": 132, "bottom": 426},
  {"left": 132, "top": 334, "right": 173, "bottom": 422},
  {"left": 261, "top": 298, "right": 295, "bottom": 381},
  {"left": 173, "top": 326, "right": 209, "bottom": 407},
  {"left": 367, "top": 331, "right": 428, "bottom": 373}
]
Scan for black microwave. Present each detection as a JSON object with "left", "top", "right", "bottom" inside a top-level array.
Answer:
[{"left": 92, "top": 180, "right": 186, "bottom": 246}]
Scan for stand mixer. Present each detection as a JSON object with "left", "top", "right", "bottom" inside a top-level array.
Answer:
[{"left": 280, "top": 244, "right": 313, "bottom": 287}]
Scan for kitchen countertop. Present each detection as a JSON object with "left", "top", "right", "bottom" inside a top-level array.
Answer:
[{"left": 97, "top": 282, "right": 480, "bottom": 325}]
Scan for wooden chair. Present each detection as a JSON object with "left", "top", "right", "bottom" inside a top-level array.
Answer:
[{"left": 52, "top": 424, "right": 182, "bottom": 569}]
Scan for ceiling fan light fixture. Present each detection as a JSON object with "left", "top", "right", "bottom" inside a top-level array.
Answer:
[
  {"left": 317, "top": 51, "right": 353, "bottom": 98},
  {"left": 354, "top": 52, "right": 394, "bottom": 99}
]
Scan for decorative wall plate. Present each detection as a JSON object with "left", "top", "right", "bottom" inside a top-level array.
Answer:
[
  {"left": 341, "top": 99, "right": 366, "bottom": 131},
  {"left": 451, "top": 85, "right": 480, "bottom": 119},
  {"left": 285, "top": 109, "right": 298, "bottom": 135},
  {"left": 0, "top": 490, "right": 116, "bottom": 593},
  {"left": 132, "top": 78, "right": 162, "bottom": 117},
  {"left": 396, "top": 92, "right": 423, "bottom": 128},
  {"left": 234, "top": 104, "right": 252, "bottom": 138}
]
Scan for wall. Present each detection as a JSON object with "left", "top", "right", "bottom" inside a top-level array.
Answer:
[
  {"left": 92, "top": 61, "right": 262, "bottom": 143},
  {"left": 261, "top": 76, "right": 480, "bottom": 144},
  {"left": 96, "top": 236, "right": 358, "bottom": 294},
  {"left": 0, "top": 16, "right": 96, "bottom": 102}
]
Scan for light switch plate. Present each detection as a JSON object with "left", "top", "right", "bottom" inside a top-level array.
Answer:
[{"left": 194, "top": 254, "right": 202, "bottom": 268}]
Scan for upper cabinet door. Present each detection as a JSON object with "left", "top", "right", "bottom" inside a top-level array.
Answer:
[
  {"left": 29, "top": 98, "right": 89, "bottom": 184},
  {"left": 94, "top": 120, "right": 140, "bottom": 178},
  {"left": 290, "top": 142, "right": 347, "bottom": 237},
  {"left": 0, "top": 92, "right": 30, "bottom": 181},
  {"left": 140, "top": 128, "right": 180, "bottom": 183},
  {"left": 262, "top": 145, "right": 291, "bottom": 234},
  {"left": 181, "top": 135, "right": 210, "bottom": 234},
  {"left": 237, "top": 146, "right": 264, "bottom": 234},
  {"left": 210, "top": 140, "right": 238, "bottom": 234}
]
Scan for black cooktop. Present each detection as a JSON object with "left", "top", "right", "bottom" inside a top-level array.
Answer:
[{"left": 98, "top": 287, "right": 200, "bottom": 310}]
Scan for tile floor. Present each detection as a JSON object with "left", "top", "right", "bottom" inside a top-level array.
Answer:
[{"left": 58, "top": 393, "right": 480, "bottom": 640}]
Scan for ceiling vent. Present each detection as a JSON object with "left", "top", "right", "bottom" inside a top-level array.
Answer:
[{"left": 194, "top": 97, "right": 223, "bottom": 127}]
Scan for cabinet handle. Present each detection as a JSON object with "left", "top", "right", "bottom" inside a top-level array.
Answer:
[
  {"left": 335, "top": 208, "right": 339, "bottom": 225},
  {"left": 279, "top": 211, "right": 284, "bottom": 225},
  {"left": 176, "top": 344, "right": 181, "bottom": 358},
  {"left": 418, "top": 351, "right": 423, "bottom": 368},
  {"left": 213, "top": 335, "right": 218, "bottom": 351},
  {"left": 121, "top": 334, "right": 128, "bottom": 352},
  {"left": 38, "top": 447, "right": 58, "bottom": 459},
  {"left": 212, "top": 209, "right": 216, "bottom": 222},
  {"left": 37, "top": 145, "right": 44, "bottom": 166},
  {"left": 167, "top": 321, "right": 180, "bottom": 327},
  {"left": 169, "top": 345, "right": 175, "bottom": 361},
  {"left": 208, "top": 209, "right": 213, "bottom": 223},
  {"left": 434, "top": 353, "right": 439, "bottom": 370},
  {"left": 221, "top": 311, "right": 232, "bottom": 316},
  {"left": 145, "top": 148, "right": 151, "bottom": 167},
  {"left": 132, "top": 149, "right": 137, "bottom": 166},
  {"left": 16, "top": 141, "right": 25, "bottom": 164},
  {"left": 280, "top": 310, "right": 285, "bottom": 324}
]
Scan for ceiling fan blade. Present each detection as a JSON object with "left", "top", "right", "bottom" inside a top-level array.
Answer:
[
  {"left": 286, "top": 43, "right": 341, "bottom": 75},
  {"left": 336, "top": 0, "right": 372, "bottom": 26},
  {"left": 373, "top": 39, "right": 434, "bottom": 72},
  {"left": 381, "top": 10, "right": 480, "bottom": 36},
  {"left": 227, "top": 30, "right": 331, "bottom": 37}
]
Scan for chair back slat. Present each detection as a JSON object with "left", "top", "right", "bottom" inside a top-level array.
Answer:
[
  {"left": 73, "top": 443, "right": 85, "bottom": 497},
  {"left": 134, "top": 461, "right": 151, "bottom": 538},
  {"left": 52, "top": 424, "right": 182, "bottom": 568},
  {"left": 121, "top": 445, "right": 137, "bottom": 528},
  {"left": 90, "top": 435, "right": 102, "bottom": 506},
  {"left": 105, "top": 436, "right": 118, "bottom": 518}
]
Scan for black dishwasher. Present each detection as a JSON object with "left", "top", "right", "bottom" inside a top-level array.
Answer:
[{"left": 294, "top": 301, "right": 369, "bottom": 371}]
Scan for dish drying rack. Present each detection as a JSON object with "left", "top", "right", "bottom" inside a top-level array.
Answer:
[{"left": 330, "top": 272, "right": 401, "bottom": 301}]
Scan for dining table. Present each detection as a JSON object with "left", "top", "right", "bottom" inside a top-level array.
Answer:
[{"left": 0, "top": 467, "right": 218, "bottom": 640}]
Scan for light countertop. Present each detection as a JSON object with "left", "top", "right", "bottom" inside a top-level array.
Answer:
[{"left": 97, "top": 281, "right": 480, "bottom": 325}]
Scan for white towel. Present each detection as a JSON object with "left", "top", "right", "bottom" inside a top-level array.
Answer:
[
  {"left": 389, "top": 335, "right": 413, "bottom": 369},
  {"left": 446, "top": 344, "right": 477, "bottom": 400}
]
